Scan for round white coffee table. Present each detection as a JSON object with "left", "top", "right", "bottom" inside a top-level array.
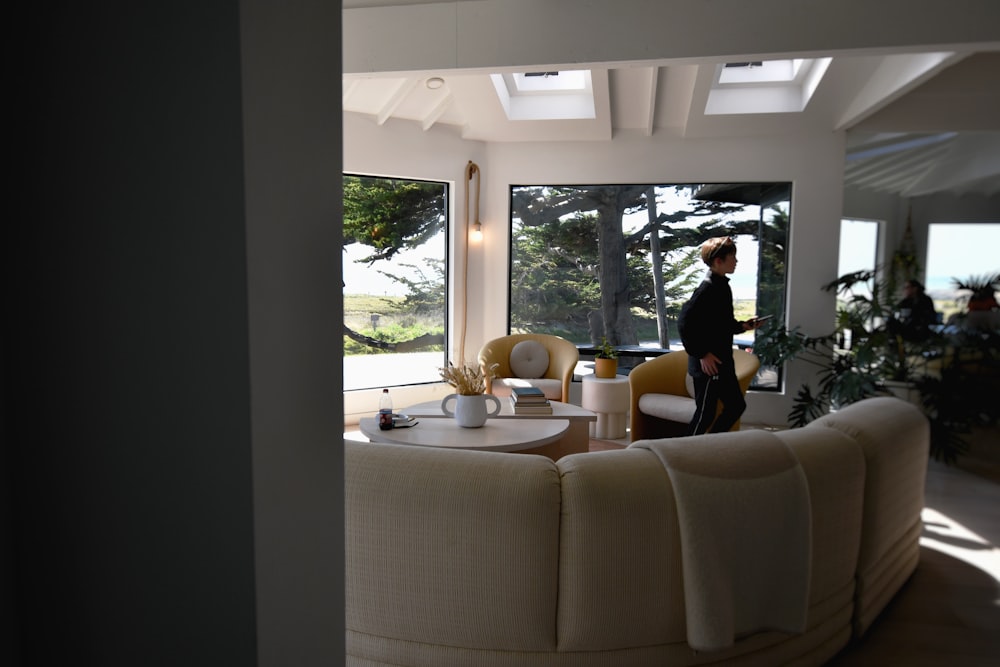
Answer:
[{"left": 358, "top": 416, "right": 569, "bottom": 453}]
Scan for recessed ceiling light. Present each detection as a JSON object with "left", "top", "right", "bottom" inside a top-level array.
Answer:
[{"left": 426, "top": 77, "right": 445, "bottom": 90}]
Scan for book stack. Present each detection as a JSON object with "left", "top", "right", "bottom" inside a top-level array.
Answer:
[{"left": 509, "top": 386, "right": 553, "bottom": 414}]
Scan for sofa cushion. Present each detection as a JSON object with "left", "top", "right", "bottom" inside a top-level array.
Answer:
[
  {"left": 346, "top": 441, "right": 562, "bottom": 652},
  {"left": 778, "top": 426, "right": 865, "bottom": 619},
  {"left": 684, "top": 372, "right": 696, "bottom": 398},
  {"left": 509, "top": 340, "right": 550, "bottom": 378},
  {"left": 556, "top": 449, "right": 686, "bottom": 650},
  {"left": 638, "top": 393, "right": 696, "bottom": 424}
]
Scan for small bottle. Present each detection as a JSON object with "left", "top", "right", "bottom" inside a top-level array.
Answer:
[{"left": 378, "top": 388, "right": 393, "bottom": 430}]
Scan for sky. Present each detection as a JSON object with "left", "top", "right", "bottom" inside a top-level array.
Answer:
[
  {"left": 840, "top": 221, "right": 999, "bottom": 295},
  {"left": 343, "top": 235, "right": 443, "bottom": 297},
  {"left": 924, "top": 223, "right": 1000, "bottom": 292}
]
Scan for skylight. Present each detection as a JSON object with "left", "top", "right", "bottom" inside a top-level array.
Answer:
[
  {"left": 491, "top": 70, "right": 596, "bottom": 121},
  {"left": 718, "top": 59, "right": 805, "bottom": 84},
  {"left": 512, "top": 70, "right": 587, "bottom": 92},
  {"left": 706, "top": 58, "right": 831, "bottom": 115}
]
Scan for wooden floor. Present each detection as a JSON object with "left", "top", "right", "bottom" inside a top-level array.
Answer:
[{"left": 826, "top": 455, "right": 1000, "bottom": 666}]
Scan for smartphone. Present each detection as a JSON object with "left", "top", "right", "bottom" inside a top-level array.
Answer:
[{"left": 753, "top": 314, "right": 774, "bottom": 324}]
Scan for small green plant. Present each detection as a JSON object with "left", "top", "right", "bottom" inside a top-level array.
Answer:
[{"left": 595, "top": 336, "right": 618, "bottom": 359}]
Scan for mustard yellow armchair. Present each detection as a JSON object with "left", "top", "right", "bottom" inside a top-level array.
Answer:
[
  {"left": 629, "top": 349, "right": 760, "bottom": 440},
  {"left": 477, "top": 334, "right": 579, "bottom": 403}
]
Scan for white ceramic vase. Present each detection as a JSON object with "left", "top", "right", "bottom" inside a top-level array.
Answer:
[{"left": 441, "top": 393, "right": 502, "bottom": 428}]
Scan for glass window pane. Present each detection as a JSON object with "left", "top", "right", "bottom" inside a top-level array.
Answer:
[
  {"left": 342, "top": 175, "right": 448, "bottom": 390},
  {"left": 508, "top": 182, "right": 790, "bottom": 391},
  {"left": 839, "top": 219, "right": 879, "bottom": 277},
  {"left": 927, "top": 222, "right": 1000, "bottom": 323}
]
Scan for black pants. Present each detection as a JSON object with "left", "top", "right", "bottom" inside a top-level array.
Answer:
[{"left": 687, "top": 363, "right": 746, "bottom": 436}]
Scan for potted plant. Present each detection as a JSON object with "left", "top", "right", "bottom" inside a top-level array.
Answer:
[
  {"left": 754, "top": 269, "right": 997, "bottom": 463},
  {"left": 594, "top": 336, "right": 619, "bottom": 378},
  {"left": 438, "top": 361, "right": 501, "bottom": 427},
  {"left": 952, "top": 272, "right": 1000, "bottom": 314}
]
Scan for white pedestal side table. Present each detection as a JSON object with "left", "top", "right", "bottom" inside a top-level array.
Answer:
[{"left": 581, "top": 374, "right": 630, "bottom": 439}]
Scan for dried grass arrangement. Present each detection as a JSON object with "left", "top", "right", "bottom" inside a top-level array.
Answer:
[{"left": 439, "top": 361, "right": 499, "bottom": 395}]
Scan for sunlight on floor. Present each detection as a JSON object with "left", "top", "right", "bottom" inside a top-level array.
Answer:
[{"left": 920, "top": 507, "right": 1000, "bottom": 587}]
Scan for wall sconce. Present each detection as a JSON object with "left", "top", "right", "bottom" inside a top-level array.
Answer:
[{"left": 465, "top": 161, "right": 483, "bottom": 243}]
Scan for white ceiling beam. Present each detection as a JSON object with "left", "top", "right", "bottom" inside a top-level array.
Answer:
[
  {"left": 342, "top": 79, "right": 361, "bottom": 104},
  {"left": 376, "top": 79, "right": 419, "bottom": 126},
  {"left": 835, "top": 52, "right": 965, "bottom": 130},
  {"left": 845, "top": 142, "right": 951, "bottom": 181},
  {"left": 421, "top": 93, "right": 452, "bottom": 131},
  {"left": 907, "top": 133, "right": 1000, "bottom": 196},
  {"left": 641, "top": 66, "right": 657, "bottom": 136}
]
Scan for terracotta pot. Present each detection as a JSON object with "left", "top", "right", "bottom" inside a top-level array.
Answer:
[{"left": 594, "top": 357, "right": 618, "bottom": 379}]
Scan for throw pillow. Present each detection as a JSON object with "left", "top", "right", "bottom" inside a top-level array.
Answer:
[{"left": 509, "top": 340, "right": 549, "bottom": 379}]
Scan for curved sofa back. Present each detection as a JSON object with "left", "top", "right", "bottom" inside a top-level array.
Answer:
[
  {"left": 811, "top": 397, "right": 930, "bottom": 635},
  {"left": 346, "top": 397, "right": 928, "bottom": 666}
]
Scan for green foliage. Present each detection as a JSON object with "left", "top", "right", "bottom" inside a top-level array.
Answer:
[
  {"left": 343, "top": 294, "right": 443, "bottom": 356},
  {"left": 756, "top": 205, "right": 789, "bottom": 321},
  {"left": 508, "top": 184, "right": 786, "bottom": 341},
  {"left": 378, "top": 259, "right": 445, "bottom": 315},
  {"left": 595, "top": 336, "right": 618, "bottom": 359},
  {"left": 951, "top": 272, "right": 1000, "bottom": 309},
  {"left": 343, "top": 175, "right": 445, "bottom": 263},
  {"left": 630, "top": 246, "right": 702, "bottom": 313},
  {"left": 509, "top": 212, "right": 605, "bottom": 327},
  {"left": 755, "top": 268, "right": 1000, "bottom": 463},
  {"left": 343, "top": 175, "right": 447, "bottom": 354},
  {"left": 788, "top": 385, "right": 828, "bottom": 427}
]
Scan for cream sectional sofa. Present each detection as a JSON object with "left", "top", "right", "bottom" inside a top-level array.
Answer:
[{"left": 346, "top": 397, "right": 929, "bottom": 666}]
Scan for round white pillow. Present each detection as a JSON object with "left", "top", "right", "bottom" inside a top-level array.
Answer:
[{"left": 509, "top": 340, "right": 550, "bottom": 379}]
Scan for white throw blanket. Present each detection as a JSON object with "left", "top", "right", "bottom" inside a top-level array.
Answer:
[{"left": 636, "top": 430, "right": 812, "bottom": 652}]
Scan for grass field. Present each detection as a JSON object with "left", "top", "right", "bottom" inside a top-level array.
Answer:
[
  {"left": 344, "top": 293, "right": 760, "bottom": 353},
  {"left": 344, "top": 294, "right": 444, "bottom": 355}
]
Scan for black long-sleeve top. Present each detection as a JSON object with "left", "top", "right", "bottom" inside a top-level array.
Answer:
[{"left": 678, "top": 271, "right": 745, "bottom": 374}]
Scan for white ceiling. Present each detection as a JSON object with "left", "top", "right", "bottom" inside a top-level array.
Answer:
[{"left": 344, "top": 45, "right": 1000, "bottom": 198}]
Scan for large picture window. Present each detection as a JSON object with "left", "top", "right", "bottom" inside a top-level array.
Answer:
[
  {"left": 342, "top": 174, "right": 448, "bottom": 390},
  {"left": 509, "top": 183, "right": 790, "bottom": 389}
]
